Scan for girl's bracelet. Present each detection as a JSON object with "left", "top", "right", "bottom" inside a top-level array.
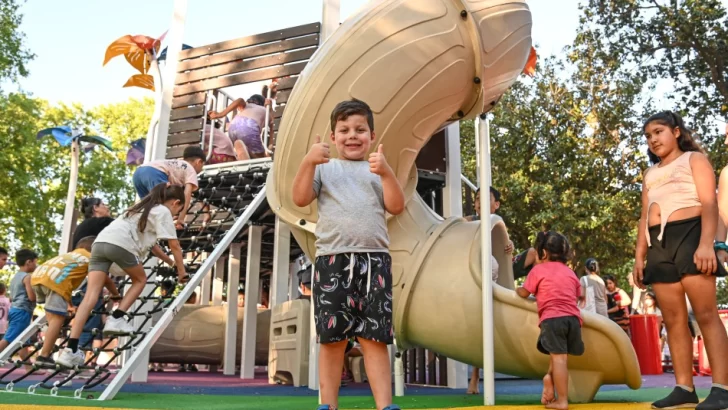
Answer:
[{"left": 714, "top": 241, "right": 728, "bottom": 252}]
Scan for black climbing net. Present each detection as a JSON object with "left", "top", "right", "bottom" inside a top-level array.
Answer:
[{"left": 0, "top": 164, "right": 269, "bottom": 398}]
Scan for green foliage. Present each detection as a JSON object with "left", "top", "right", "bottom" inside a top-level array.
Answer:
[
  {"left": 582, "top": 0, "right": 728, "bottom": 166},
  {"left": 461, "top": 13, "right": 654, "bottom": 288},
  {"left": 0, "top": 0, "right": 33, "bottom": 86},
  {"left": 0, "top": 96, "right": 152, "bottom": 259}
]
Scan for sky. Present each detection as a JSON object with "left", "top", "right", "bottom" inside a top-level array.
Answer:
[{"left": 9, "top": 0, "right": 583, "bottom": 108}]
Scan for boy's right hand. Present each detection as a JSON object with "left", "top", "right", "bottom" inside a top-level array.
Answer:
[
  {"left": 304, "top": 135, "right": 330, "bottom": 165},
  {"left": 632, "top": 260, "right": 646, "bottom": 290}
]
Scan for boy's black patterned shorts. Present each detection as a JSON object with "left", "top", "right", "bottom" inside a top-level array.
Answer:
[{"left": 312, "top": 252, "right": 394, "bottom": 345}]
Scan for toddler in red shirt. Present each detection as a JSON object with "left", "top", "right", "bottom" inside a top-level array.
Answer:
[{"left": 516, "top": 231, "right": 584, "bottom": 410}]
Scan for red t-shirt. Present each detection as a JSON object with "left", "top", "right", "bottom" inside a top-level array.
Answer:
[{"left": 522, "top": 261, "right": 582, "bottom": 326}]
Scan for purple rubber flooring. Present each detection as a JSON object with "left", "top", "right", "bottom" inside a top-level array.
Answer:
[{"left": 1, "top": 367, "right": 717, "bottom": 396}]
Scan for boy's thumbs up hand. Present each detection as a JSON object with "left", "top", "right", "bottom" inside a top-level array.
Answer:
[
  {"left": 305, "top": 135, "right": 330, "bottom": 165},
  {"left": 369, "top": 144, "right": 391, "bottom": 176}
]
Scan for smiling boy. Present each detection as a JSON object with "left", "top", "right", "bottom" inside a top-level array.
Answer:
[{"left": 292, "top": 99, "right": 403, "bottom": 410}]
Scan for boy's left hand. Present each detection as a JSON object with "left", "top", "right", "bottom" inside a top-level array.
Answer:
[{"left": 369, "top": 144, "right": 392, "bottom": 176}]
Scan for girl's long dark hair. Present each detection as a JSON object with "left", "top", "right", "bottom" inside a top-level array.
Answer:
[
  {"left": 81, "top": 197, "right": 102, "bottom": 219},
  {"left": 125, "top": 183, "right": 185, "bottom": 231},
  {"left": 644, "top": 111, "right": 705, "bottom": 164}
]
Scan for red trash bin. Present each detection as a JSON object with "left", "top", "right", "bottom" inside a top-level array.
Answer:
[{"left": 630, "top": 314, "right": 663, "bottom": 375}]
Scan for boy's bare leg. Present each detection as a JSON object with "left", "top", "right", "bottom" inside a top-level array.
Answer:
[
  {"left": 542, "top": 357, "right": 555, "bottom": 404},
  {"left": 468, "top": 367, "right": 480, "bottom": 394},
  {"left": 39, "top": 312, "right": 64, "bottom": 358},
  {"left": 319, "top": 340, "right": 348, "bottom": 408},
  {"left": 546, "top": 353, "right": 569, "bottom": 410},
  {"left": 359, "top": 338, "right": 393, "bottom": 410}
]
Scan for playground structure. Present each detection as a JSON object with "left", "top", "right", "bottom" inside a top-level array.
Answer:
[{"left": 0, "top": 0, "right": 641, "bottom": 405}]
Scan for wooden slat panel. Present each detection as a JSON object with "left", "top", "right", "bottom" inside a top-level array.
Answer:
[
  {"left": 177, "top": 47, "right": 317, "bottom": 85},
  {"left": 179, "top": 23, "right": 321, "bottom": 60},
  {"left": 167, "top": 144, "right": 197, "bottom": 159},
  {"left": 171, "top": 106, "right": 205, "bottom": 121},
  {"left": 276, "top": 76, "right": 298, "bottom": 90},
  {"left": 275, "top": 89, "right": 292, "bottom": 104},
  {"left": 273, "top": 117, "right": 281, "bottom": 130},
  {"left": 172, "top": 92, "right": 206, "bottom": 108},
  {"left": 177, "top": 35, "right": 319, "bottom": 74},
  {"left": 170, "top": 118, "right": 204, "bottom": 134},
  {"left": 273, "top": 108, "right": 284, "bottom": 119},
  {"left": 175, "top": 61, "right": 308, "bottom": 97},
  {"left": 167, "top": 130, "right": 202, "bottom": 146}
]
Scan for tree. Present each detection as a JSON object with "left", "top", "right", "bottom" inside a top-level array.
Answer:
[
  {"left": 582, "top": 0, "right": 728, "bottom": 166},
  {"left": 0, "top": 97, "right": 152, "bottom": 259},
  {"left": 0, "top": 0, "right": 33, "bottom": 86},
  {"left": 461, "top": 24, "right": 651, "bottom": 284}
]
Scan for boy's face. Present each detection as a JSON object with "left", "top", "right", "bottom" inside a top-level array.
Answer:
[
  {"left": 330, "top": 114, "right": 375, "bottom": 161},
  {"left": 490, "top": 192, "right": 500, "bottom": 214},
  {"left": 23, "top": 258, "right": 38, "bottom": 273},
  {"left": 0, "top": 254, "right": 7, "bottom": 270},
  {"left": 191, "top": 158, "right": 205, "bottom": 173}
]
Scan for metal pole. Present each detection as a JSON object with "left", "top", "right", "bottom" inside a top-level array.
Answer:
[
  {"left": 443, "top": 122, "right": 463, "bottom": 219},
  {"left": 151, "top": 0, "right": 188, "bottom": 161},
  {"left": 240, "top": 225, "right": 262, "bottom": 379},
  {"left": 474, "top": 118, "right": 481, "bottom": 188},
  {"left": 144, "top": 58, "right": 162, "bottom": 164},
  {"left": 478, "top": 115, "right": 494, "bottom": 406},
  {"left": 59, "top": 139, "right": 80, "bottom": 254},
  {"left": 223, "top": 243, "right": 242, "bottom": 375},
  {"left": 321, "top": 0, "right": 341, "bottom": 42},
  {"left": 213, "top": 258, "right": 225, "bottom": 306},
  {"left": 270, "top": 216, "right": 291, "bottom": 306}
]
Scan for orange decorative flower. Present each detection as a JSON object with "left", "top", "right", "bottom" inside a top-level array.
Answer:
[
  {"left": 103, "top": 31, "right": 167, "bottom": 91},
  {"left": 522, "top": 46, "right": 537, "bottom": 77}
]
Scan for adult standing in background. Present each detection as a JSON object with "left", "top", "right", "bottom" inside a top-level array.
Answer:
[{"left": 72, "top": 197, "right": 114, "bottom": 249}]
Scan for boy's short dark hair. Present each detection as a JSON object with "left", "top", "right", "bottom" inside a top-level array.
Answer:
[
  {"left": 16, "top": 249, "right": 38, "bottom": 267},
  {"left": 0, "top": 283, "right": 6, "bottom": 294},
  {"left": 183, "top": 146, "right": 205, "bottom": 162},
  {"left": 330, "top": 99, "right": 375, "bottom": 132},
  {"left": 489, "top": 186, "right": 501, "bottom": 202},
  {"left": 0, "top": 247, "right": 7, "bottom": 256},
  {"left": 535, "top": 231, "right": 571, "bottom": 263}
]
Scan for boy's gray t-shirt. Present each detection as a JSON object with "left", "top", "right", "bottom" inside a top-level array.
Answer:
[
  {"left": 313, "top": 159, "right": 389, "bottom": 256},
  {"left": 9, "top": 271, "right": 34, "bottom": 313}
]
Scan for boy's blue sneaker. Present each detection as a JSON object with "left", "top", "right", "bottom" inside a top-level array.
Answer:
[{"left": 316, "top": 406, "right": 333, "bottom": 410}]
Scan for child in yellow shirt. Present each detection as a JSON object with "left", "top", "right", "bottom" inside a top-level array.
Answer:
[{"left": 30, "top": 236, "right": 119, "bottom": 368}]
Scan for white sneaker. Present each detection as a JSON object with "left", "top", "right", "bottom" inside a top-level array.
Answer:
[
  {"left": 56, "top": 348, "right": 85, "bottom": 368},
  {"left": 103, "top": 316, "right": 135, "bottom": 335}
]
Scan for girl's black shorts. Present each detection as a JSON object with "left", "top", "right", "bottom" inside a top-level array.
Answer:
[{"left": 644, "top": 216, "right": 727, "bottom": 285}]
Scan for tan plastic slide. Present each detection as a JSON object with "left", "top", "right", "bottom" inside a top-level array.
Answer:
[{"left": 266, "top": 0, "right": 641, "bottom": 402}]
